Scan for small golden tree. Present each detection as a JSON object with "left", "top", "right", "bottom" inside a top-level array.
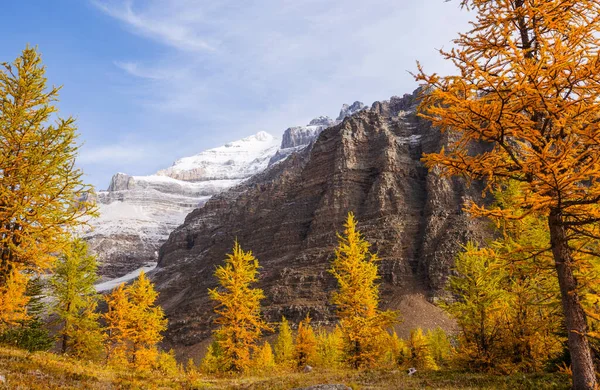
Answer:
[
  {"left": 274, "top": 316, "right": 294, "bottom": 367},
  {"left": 330, "top": 212, "right": 398, "bottom": 368},
  {"left": 50, "top": 238, "right": 103, "bottom": 359},
  {"left": 252, "top": 341, "right": 275, "bottom": 373},
  {"left": 0, "top": 270, "right": 29, "bottom": 330},
  {"left": 416, "top": 1, "right": 600, "bottom": 387},
  {"left": 409, "top": 328, "right": 438, "bottom": 371},
  {"left": 104, "top": 272, "right": 167, "bottom": 370},
  {"left": 294, "top": 315, "right": 317, "bottom": 368},
  {"left": 209, "top": 242, "right": 271, "bottom": 372},
  {"left": 315, "top": 326, "right": 343, "bottom": 368}
]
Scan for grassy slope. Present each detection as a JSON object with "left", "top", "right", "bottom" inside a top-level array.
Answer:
[{"left": 0, "top": 346, "right": 571, "bottom": 389}]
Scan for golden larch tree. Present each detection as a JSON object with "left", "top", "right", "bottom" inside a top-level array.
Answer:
[
  {"left": 0, "top": 46, "right": 96, "bottom": 322},
  {"left": 252, "top": 341, "right": 275, "bottom": 372},
  {"left": 330, "top": 212, "right": 398, "bottom": 368},
  {"left": 409, "top": 328, "right": 438, "bottom": 371},
  {"left": 416, "top": 1, "right": 600, "bottom": 387},
  {"left": 50, "top": 238, "right": 103, "bottom": 359},
  {"left": 209, "top": 241, "right": 271, "bottom": 372},
  {"left": 104, "top": 271, "right": 167, "bottom": 370},
  {"left": 294, "top": 315, "right": 317, "bottom": 368},
  {"left": 274, "top": 316, "right": 294, "bottom": 367}
]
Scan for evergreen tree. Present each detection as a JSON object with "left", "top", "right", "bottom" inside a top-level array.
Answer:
[
  {"left": 50, "top": 238, "right": 103, "bottom": 359},
  {"left": 416, "top": 1, "right": 600, "bottom": 387},
  {"left": 294, "top": 315, "right": 317, "bottom": 368},
  {"left": 104, "top": 271, "right": 167, "bottom": 370},
  {"left": 274, "top": 316, "right": 294, "bottom": 367},
  {"left": 209, "top": 242, "right": 271, "bottom": 372},
  {"left": 444, "top": 184, "right": 563, "bottom": 371},
  {"left": 0, "top": 47, "right": 96, "bottom": 324},
  {"left": 330, "top": 212, "right": 398, "bottom": 368}
]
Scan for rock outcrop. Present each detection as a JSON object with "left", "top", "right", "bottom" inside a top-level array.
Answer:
[{"left": 151, "top": 90, "right": 489, "bottom": 349}]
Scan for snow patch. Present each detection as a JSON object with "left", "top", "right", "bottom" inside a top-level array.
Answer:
[{"left": 95, "top": 263, "right": 157, "bottom": 292}]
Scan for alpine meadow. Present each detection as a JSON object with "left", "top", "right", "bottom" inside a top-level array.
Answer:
[{"left": 2, "top": 1, "right": 600, "bottom": 389}]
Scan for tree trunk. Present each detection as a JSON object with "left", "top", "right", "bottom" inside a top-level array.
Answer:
[
  {"left": 61, "top": 332, "right": 68, "bottom": 355},
  {"left": 548, "top": 211, "right": 597, "bottom": 390}
]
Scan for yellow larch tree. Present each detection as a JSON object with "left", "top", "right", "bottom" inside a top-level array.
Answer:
[
  {"left": 209, "top": 241, "right": 271, "bottom": 372},
  {"left": 294, "top": 315, "right": 317, "bottom": 369},
  {"left": 416, "top": 1, "right": 600, "bottom": 387},
  {"left": 330, "top": 212, "right": 398, "bottom": 368},
  {"left": 274, "top": 316, "right": 294, "bottom": 367},
  {"left": 0, "top": 46, "right": 96, "bottom": 323},
  {"left": 315, "top": 326, "right": 343, "bottom": 368},
  {"left": 104, "top": 271, "right": 167, "bottom": 370},
  {"left": 50, "top": 238, "right": 103, "bottom": 359},
  {"left": 409, "top": 328, "right": 438, "bottom": 371},
  {"left": 252, "top": 341, "right": 275, "bottom": 373}
]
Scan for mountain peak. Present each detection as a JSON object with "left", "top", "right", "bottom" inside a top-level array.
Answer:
[{"left": 336, "top": 101, "right": 366, "bottom": 121}]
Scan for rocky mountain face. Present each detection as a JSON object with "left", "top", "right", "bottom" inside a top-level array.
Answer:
[
  {"left": 151, "top": 90, "right": 489, "bottom": 350},
  {"left": 84, "top": 132, "right": 280, "bottom": 278},
  {"left": 86, "top": 109, "right": 361, "bottom": 279}
]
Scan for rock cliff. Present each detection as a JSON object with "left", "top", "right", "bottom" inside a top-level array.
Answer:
[{"left": 151, "top": 90, "right": 489, "bottom": 349}]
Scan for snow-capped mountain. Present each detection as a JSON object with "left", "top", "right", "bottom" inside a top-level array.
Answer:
[
  {"left": 156, "top": 131, "right": 280, "bottom": 181},
  {"left": 85, "top": 132, "right": 281, "bottom": 279},
  {"left": 85, "top": 102, "right": 365, "bottom": 279}
]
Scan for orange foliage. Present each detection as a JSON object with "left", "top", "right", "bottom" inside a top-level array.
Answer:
[
  {"left": 209, "top": 242, "right": 271, "bottom": 372},
  {"left": 416, "top": 1, "right": 600, "bottom": 388}
]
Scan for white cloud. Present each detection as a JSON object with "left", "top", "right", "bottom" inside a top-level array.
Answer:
[
  {"left": 92, "top": 0, "right": 216, "bottom": 51},
  {"left": 91, "top": 0, "right": 473, "bottom": 148}
]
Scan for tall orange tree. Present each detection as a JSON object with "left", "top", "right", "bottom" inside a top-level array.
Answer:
[
  {"left": 0, "top": 46, "right": 96, "bottom": 324},
  {"left": 209, "top": 242, "right": 271, "bottom": 372},
  {"left": 417, "top": 1, "right": 600, "bottom": 388}
]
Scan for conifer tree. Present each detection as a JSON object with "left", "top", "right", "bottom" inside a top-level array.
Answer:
[
  {"left": 209, "top": 242, "right": 271, "bottom": 372},
  {"left": 0, "top": 276, "right": 53, "bottom": 351},
  {"left": 444, "top": 242, "right": 508, "bottom": 368},
  {"left": 0, "top": 47, "right": 96, "bottom": 323},
  {"left": 425, "top": 327, "right": 452, "bottom": 367},
  {"left": 330, "top": 212, "right": 398, "bottom": 368},
  {"left": 104, "top": 271, "right": 167, "bottom": 370},
  {"left": 0, "top": 270, "right": 29, "bottom": 330},
  {"left": 200, "top": 340, "right": 224, "bottom": 374},
  {"left": 274, "top": 316, "right": 294, "bottom": 367},
  {"left": 315, "top": 326, "right": 343, "bottom": 368},
  {"left": 50, "top": 238, "right": 103, "bottom": 359},
  {"left": 253, "top": 341, "right": 275, "bottom": 372},
  {"left": 416, "top": 1, "right": 600, "bottom": 387},
  {"left": 409, "top": 328, "right": 438, "bottom": 371},
  {"left": 294, "top": 315, "right": 317, "bottom": 369}
]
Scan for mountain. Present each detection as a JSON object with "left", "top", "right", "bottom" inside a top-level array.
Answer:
[
  {"left": 84, "top": 131, "right": 279, "bottom": 278},
  {"left": 85, "top": 110, "right": 361, "bottom": 279},
  {"left": 150, "top": 90, "right": 489, "bottom": 350}
]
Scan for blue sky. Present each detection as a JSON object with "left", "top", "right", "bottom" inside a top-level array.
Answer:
[{"left": 0, "top": 1, "right": 471, "bottom": 190}]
